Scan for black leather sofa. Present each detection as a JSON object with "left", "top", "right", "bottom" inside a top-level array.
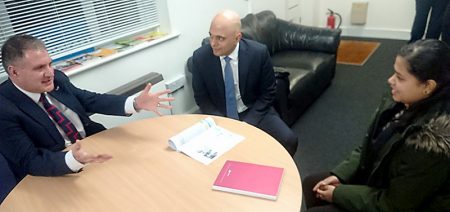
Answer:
[
  {"left": 186, "top": 10, "right": 341, "bottom": 126},
  {"left": 240, "top": 11, "right": 341, "bottom": 126}
]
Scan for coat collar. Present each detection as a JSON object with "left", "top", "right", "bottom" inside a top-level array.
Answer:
[
  {"left": 219, "top": 42, "right": 239, "bottom": 61},
  {"left": 12, "top": 82, "right": 41, "bottom": 103},
  {"left": 405, "top": 114, "right": 450, "bottom": 158},
  {"left": 374, "top": 98, "right": 450, "bottom": 158}
]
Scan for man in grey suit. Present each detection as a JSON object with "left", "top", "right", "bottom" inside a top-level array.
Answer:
[{"left": 191, "top": 10, "right": 298, "bottom": 156}]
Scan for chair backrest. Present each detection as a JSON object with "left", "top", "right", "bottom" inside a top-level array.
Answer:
[{"left": 0, "top": 153, "right": 17, "bottom": 203}]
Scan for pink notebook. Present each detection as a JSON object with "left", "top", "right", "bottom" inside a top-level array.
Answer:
[{"left": 212, "top": 160, "right": 284, "bottom": 200}]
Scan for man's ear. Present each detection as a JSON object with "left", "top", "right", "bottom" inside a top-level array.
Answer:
[
  {"left": 236, "top": 32, "right": 242, "bottom": 41},
  {"left": 7, "top": 65, "right": 17, "bottom": 76}
]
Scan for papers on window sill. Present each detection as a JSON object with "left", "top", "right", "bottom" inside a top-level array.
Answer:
[{"left": 168, "top": 117, "right": 244, "bottom": 165}]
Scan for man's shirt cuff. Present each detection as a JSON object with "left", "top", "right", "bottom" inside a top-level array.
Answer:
[
  {"left": 125, "top": 96, "right": 137, "bottom": 114},
  {"left": 65, "top": 150, "right": 85, "bottom": 172}
]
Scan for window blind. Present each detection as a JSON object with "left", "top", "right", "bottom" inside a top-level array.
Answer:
[{"left": 0, "top": 0, "right": 159, "bottom": 75}]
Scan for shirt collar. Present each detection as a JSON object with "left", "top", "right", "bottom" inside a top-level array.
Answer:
[
  {"left": 12, "top": 82, "right": 42, "bottom": 103},
  {"left": 220, "top": 42, "right": 239, "bottom": 61}
]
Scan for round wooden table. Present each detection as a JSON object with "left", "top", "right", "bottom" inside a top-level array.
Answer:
[{"left": 1, "top": 115, "right": 302, "bottom": 211}]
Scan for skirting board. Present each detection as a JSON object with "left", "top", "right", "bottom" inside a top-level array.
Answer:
[{"left": 340, "top": 26, "right": 410, "bottom": 40}]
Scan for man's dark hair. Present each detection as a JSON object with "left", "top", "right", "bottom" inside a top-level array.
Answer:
[{"left": 1, "top": 34, "right": 46, "bottom": 73}]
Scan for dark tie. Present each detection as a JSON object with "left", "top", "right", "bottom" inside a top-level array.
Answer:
[
  {"left": 224, "top": 56, "right": 239, "bottom": 119},
  {"left": 40, "top": 94, "right": 81, "bottom": 143}
]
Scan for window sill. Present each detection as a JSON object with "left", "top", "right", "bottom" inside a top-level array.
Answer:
[{"left": 64, "top": 31, "right": 181, "bottom": 77}]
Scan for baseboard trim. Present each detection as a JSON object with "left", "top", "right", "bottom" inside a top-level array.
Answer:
[{"left": 340, "top": 26, "right": 410, "bottom": 40}]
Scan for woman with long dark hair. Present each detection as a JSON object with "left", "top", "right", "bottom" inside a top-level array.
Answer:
[{"left": 303, "top": 39, "right": 450, "bottom": 211}]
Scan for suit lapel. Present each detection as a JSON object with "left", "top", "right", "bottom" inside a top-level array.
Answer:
[
  {"left": 237, "top": 39, "right": 250, "bottom": 96},
  {"left": 48, "top": 82, "right": 80, "bottom": 116},
  {"left": 0, "top": 80, "right": 64, "bottom": 142},
  {"left": 208, "top": 52, "right": 226, "bottom": 100},
  {"left": 49, "top": 80, "right": 90, "bottom": 127}
]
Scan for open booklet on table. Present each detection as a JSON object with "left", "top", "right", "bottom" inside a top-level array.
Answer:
[{"left": 168, "top": 117, "right": 244, "bottom": 165}]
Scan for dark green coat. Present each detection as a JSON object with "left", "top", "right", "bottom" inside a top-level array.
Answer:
[{"left": 331, "top": 97, "right": 450, "bottom": 212}]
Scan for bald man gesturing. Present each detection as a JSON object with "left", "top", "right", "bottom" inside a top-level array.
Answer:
[{"left": 191, "top": 10, "right": 298, "bottom": 156}]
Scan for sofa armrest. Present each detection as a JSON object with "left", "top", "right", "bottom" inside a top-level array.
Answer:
[{"left": 276, "top": 19, "right": 341, "bottom": 54}]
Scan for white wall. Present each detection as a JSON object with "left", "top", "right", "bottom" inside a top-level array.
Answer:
[
  {"left": 249, "top": 0, "right": 303, "bottom": 24},
  {"left": 69, "top": 0, "right": 249, "bottom": 127},
  {"left": 248, "top": 0, "right": 414, "bottom": 40},
  {"left": 299, "top": 0, "right": 415, "bottom": 40},
  {"left": 249, "top": 0, "right": 287, "bottom": 20}
]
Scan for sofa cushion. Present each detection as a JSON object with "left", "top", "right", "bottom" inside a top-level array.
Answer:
[
  {"left": 272, "top": 51, "right": 336, "bottom": 91},
  {"left": 271, "top": 51, "right": 335, "bottom": 73}
]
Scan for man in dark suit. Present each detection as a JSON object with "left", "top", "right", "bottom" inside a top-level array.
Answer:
[
  {"left": 409, "top": 0, "right": 449, "bottom": 43},
  {"left": 442, "top": 2, "right": 450, "bottom": 45},
  {"left": 191, "top": 10, "right": 298, "bottom": 156},
  {"left": 0, "top": 34, "right": 174, "bottom": 179}
]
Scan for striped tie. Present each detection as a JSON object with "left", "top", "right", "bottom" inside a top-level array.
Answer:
[{"left": 40, "top": 94, "right": 81, "bottom": 143}]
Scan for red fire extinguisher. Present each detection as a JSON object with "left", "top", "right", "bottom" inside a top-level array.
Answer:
[{"left": 327, "top": 9, "right": 342, "bottom": 29}]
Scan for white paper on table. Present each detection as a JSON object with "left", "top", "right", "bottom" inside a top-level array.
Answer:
[{"left": 168, "top": 117, "right": 244, "bottom": 165}]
